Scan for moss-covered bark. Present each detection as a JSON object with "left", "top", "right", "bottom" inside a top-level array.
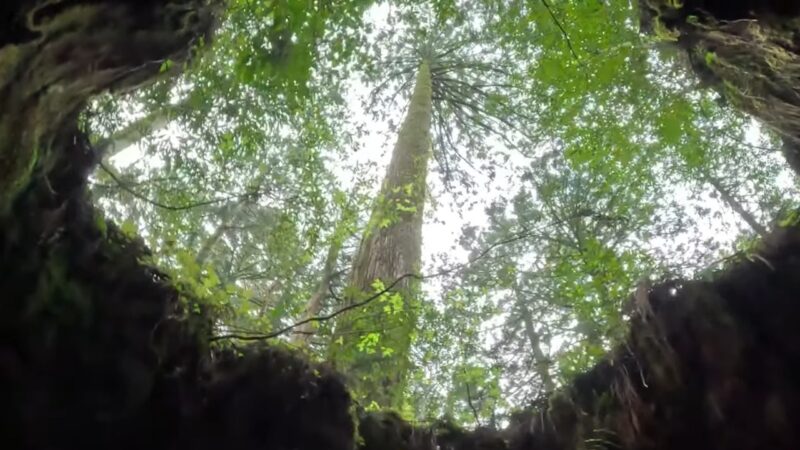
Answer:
[
  {"left": 329, "top": 61, "right": 433, "bottom": 410},
  {"left": 640, "top": 0, "right": 800, "bottom": 174},
  {"left": 0, "top": 0, "right": 218, "bottom": 210}
]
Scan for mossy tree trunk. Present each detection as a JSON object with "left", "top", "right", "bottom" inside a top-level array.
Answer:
[
  {"left": 4, "top": 1, "right": 800, "bottom": 449},
  {"left": 640, "top": 0, "right": 800, "bottom": 175},
  {"left": 359, "top": 222, "right": 800, "bottom": 450},
  {"left": 0, "top": 2, "right": 228, "bottom": 448},
  {"left": 328, "top": 60, "right": 433, "bottom": 409},
  {"left": 0, "top": 1, "right": 218, "bottom": 210},
  {"left": 0, "top": 3, "right": 360, "bottom": 450}
]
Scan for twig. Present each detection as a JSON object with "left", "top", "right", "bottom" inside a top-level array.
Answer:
[
  {"left": 540, "top": 0, "right": 580, "bottom": 61},
  {"left": 209, "top": 273, "right": 421, "bottom": 342},
  {"left": 98, "top": 160, "right": 258, "bottom": 211},
  {"left": 464, "top": 368, "right": 482, "bottom": 427}
]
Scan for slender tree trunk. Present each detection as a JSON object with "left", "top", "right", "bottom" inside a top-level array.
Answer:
[
  {"left": 514, "top": 286, "right": 555, "bottom": 395},
  {"left": 328, "top": 60, "right": 433, "bottom": 408},
  {"left": 520, "top": 307, "right": 555, "bottom": 395},
  {"left": 705, "top": 176, "right": 768, "bottom": 238},
  {"left": 259, "top": 280, "right": 283, "bottom": 318},
  {"left": 194, "top": 162, "right": 276, "bottom": 266},
  {"left": 291, "top": 236, "right": 343, "bottom": 346}
]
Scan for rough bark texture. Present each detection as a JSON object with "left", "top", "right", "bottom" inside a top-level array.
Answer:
[
  {"left": 0, "top": 0, "right": 219, "bottom": 209},
  {"left": 640, "top": 0, "right": 800, "bottom": 174},
  {"left": 329, "top": 61, "right": 433, "bottom": 408}
]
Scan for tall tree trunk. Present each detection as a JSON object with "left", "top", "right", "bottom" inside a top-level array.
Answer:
[
  {"left": 194, "top": 163, "right": 276, "bottom": 266},
  {"left": 705, "top": 175, "right": 768, "bottom": 238},
  {"left": 328, "top": 60, "right": 433, "bottom": 408}
]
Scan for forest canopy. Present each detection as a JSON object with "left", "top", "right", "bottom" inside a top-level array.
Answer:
[
  {"left": 2, "top": 0, "right": 800, "bottom": 449},
  {"left": 86, "top": 0, "right": 798, "bottom": 422}
]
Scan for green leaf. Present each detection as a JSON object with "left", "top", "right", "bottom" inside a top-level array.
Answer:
[
  {"left": 159, "top": 59, "right": 174, "bottom": 73},
  {"left": 120, "top": 220, "right": 138, "bottom": 238},
  {"left": 704, "top": 51, "right": 717, "bottom": 66},
  {"left": 657, "top": 113, "right": 683, "bottom": 146}
]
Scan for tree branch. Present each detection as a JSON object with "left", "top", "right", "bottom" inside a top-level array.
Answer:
[
  {"left": 209, "top": 272, "right": 422, "bottom": 342},
  {"left": 464, "top": 368, "right": 482, "bottom": 427},
  {"left": 209, "top": 215, "right": 583, "bottom": 343},
  {"left": 540, "top": 0, "right": 579, "bottom": 61},
  {"left": 98, "top": 160, "right": 259, "bottom": 211}
]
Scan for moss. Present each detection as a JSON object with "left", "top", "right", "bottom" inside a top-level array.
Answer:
[
  {"left": 0, "top": 142, "right": 38, "bottom": 213},
  {"left": 0, "top": 0, "right": 220, "bottom": 211},
  {"left": 640, "top": 0, "right": 800, "bottom": 174},
  {"left": 26, "top": 3, "right": 102, "bottom": 35},
  {"left": 0, "top": 44, "right": 21, "bottom": 86},
  {"left": 652, "top": 16, "right": 682, "bottom": 41},
  {"left": 7, "top": 126, "right": 800, "bottom": 450}
]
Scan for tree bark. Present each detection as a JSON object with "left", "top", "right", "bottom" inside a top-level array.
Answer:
[
  {"left": 0, "top": 1, "right": 223, "bottom": 448},
  {"left": 328, "top": 60, "right": 433, "bottom": 408},
  {"left": 0, "top": 1, "right": 218, "bottom": 211},
  {"left": 640, "top": 0, "right": 800, "bottom": 175}
]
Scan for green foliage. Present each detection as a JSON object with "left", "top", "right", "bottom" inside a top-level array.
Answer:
[
  {"left": 358, "top": 332, "right": 381, "bottom": 354},
  {"left": 88, "top": 0, "right": 800, "bottom": 429}
]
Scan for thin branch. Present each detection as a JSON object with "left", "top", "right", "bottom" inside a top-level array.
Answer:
[
  {"left": 98, "top": 160, "right": 259, "bottom": 211},
  {"left": 209, "top": 272, "right": 421, "bottom": 342},
  {"left": 464, "top": 370, "right": 482, "bottom": 427},
  {"left": 540, "top": 0, "right": 580, "bottom": 61},
  {"left": 91, "top": 174, "right": 183, "bottom": 190},
  {"left": 210, "top": 216, "right": 583, "bottom": 343}
]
